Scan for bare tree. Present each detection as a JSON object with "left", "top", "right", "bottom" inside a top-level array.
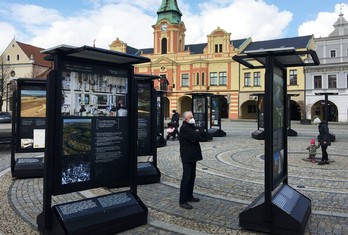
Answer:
[{"left": 298, "top": 100, "right": 312, "bottom": 124}]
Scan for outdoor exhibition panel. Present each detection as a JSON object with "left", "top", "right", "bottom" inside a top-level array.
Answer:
[
  {"left": 250, "top": 93, "right": 265, "bottom": 140},
  {"left": 37, "top": 45, "right": 150, "bottom": 235},
  {"left": 233, "top": 47, "right": 319, "bottom": 235},
  {"left": 135, "top": 74, "right": 161, "bottom": 185},
  {"left": 11, "top": 78, "right": 46, "bottom": 178},
  {"left": 208, "top": 95, "right": 226, "bottom": 137},
  {"left": 191, "top": 93, "right": 213, "bottom": 141}
]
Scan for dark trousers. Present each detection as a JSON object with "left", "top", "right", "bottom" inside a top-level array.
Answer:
[
  {"left": 321, "top": 145, "right": 329, "bottom": 161},
  {"left": 179, "top": 161, "right": 196, "bottom": 204}
]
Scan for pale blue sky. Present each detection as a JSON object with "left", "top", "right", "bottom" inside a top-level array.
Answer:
[{"left": 0, "top": 0, "right": 346, "bottom": 53}]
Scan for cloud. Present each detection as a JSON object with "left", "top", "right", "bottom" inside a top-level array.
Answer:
[
  {"left": 0, "top": 22, "right": 17, "bottom": 51},
  {"left": 298, "top": 3, "right": 348, "bottom": 38},
  {"left": 182, "top": 0, "right": 292, "bottom": 44}
]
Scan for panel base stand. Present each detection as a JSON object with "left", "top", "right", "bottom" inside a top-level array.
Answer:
[
  {"left": 239, "top": 184, "right": 311, "bottom": 235},
  {"left": 37, "top": 191, "right": 147, "bottom": 235},
  {"left": 208, "top": 128, "right": 226, "bottom": 137},
  {"left": 251, "top": 130, "right": 264, "bottom": 140},
  {"left": 12, "top": 157, "right": 44, "bottom": 178},
  {"left": 137, "top": 162, "right": 161, "bottom": 185},
  {"left": 287, "top": 128, "right": 297, "bottom": 136}
]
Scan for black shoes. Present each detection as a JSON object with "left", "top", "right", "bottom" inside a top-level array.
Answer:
[
  {"left": 318, "top": 161, "right": 330, "bottom": 165},
  {"left": 188, "top": 197, "right": 200, "bottom": 202},
  {"left": 179, "top": 202, "right": 193, "bottom": 210}
]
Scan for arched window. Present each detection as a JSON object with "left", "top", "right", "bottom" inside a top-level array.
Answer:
[
  {"left": 196, "top": 72, "right": 200, "bottom": 85},
  {"left": 161, "top": 38, "right": 167, "bottom": 54},
  {"left": 201, "top": 72, "right": 205, "bottom": 85}
]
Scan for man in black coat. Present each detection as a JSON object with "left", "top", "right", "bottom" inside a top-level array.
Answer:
[
  {"left": 314, "top": 117, "right": 331, "bottom": 165},
  {"left": 178, "top": 111, "right": 203, "bottom": 209}
]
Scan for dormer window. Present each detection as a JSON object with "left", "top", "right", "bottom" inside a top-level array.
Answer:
[{"left": 215, "top": 44, "right": 222, "bottom": 53}]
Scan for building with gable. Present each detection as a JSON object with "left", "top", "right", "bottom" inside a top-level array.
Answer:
[
  {"left": 0, "top": 38, "right": 51, "bottom": 111},
  {"left": 305, "top": 12, "right": 348, "bottom": 122},
  {"left": 109, "top": 0, "right": 317, "bottom": 121}
]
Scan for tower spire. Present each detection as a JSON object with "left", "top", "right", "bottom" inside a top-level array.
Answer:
[{"left": 156, "top": 0, "right": 182, "bottom": 24}]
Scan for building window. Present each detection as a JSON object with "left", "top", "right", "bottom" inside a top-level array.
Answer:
[
  {"left": 181, "top": 73, "right": 189, "bottom": 87},
  {"left": 219, "top": 72, "right": 227, "bottom": 86},
  {"left": 17, "top": 54, "right": 20, "bottom": 60},
  {"left": 328, "top": 74, "right": 337, "bottom": 88},
  {"left": 248, "top": 104, "right": 257, "bottom": 113},
  {"left": 289, "top": 69, "right": 297, "bottom": 85},
  {"left": 202, "top": 72, "right": 205, "bottom": 85},
  {"left": 161, "top": 38, "right": 167, "bottom": 54},
  {"left": 314, "top": 75, "right": 322, "bottom": 89},
  {"left": 7, "top": 55, "right": 10, "bottom": 61},
  {"left": 210, "top": 72, "right": 218, "bottom": 86},
  {"left": 330, "top": 50, "right": 336, "bottom": 58},
  {"left": 214, "top": 44, "right": 222, "bottom": 53},
  {"left": 244, "top": 72, "right": 251, "bottom": 87},
  {"left": 159, "top": 74, "right": 167, "bottom": 91},
  {"left": 347, "top": 74, "right": 348, "bottom": 88},
  {"left": 196, "top": 72, "right": 200, "bottom": 85},
  {"left": 253, "top": 72, "right": 261, "bottom": 86}
]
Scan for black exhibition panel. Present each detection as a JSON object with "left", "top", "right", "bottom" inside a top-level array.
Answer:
[
  {"left": 11, "top": 78, "right": 46, "bottom": 178},
  {"left": 37, "top": 45, "right": 150, "bottom": 235},
  {"left": 156, "top": 91, "right": 167, "bottom": 147},
  {"left": 314, "top": 92, "right": 338, "bottom": 142},
  {"left": 208, "top": 95, "right": 226, "bottom": 137},
  {"left": 191, "top": 93, "right": 213, "bottom": 141},
  {"left": 250, "top": 93, "right": 265, "bottom": 140},
  {"left": 287, "top": 94, "right": 299, "bottom": 137},
  {"left": 135, "top": 74, "right": 161, "bottom": 185},
  {"left": 233, "top": 47, "right": 320, "bottom": 235}
]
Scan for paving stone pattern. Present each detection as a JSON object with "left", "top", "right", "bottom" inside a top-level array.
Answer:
[{"left": 0, "top": 121, "right": 348, "bottom": 234}]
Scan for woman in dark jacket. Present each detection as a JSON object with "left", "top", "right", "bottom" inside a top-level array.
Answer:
[
  {"left": 313, "top": 117, "right": 331, "bottom": 165},
  {"left": 178, "top": 111, "right": 203, "bottom": 209}
]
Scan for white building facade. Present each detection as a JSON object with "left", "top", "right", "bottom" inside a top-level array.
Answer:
[{"left": 305, "top": 13, "right": 348, "bottom": 122}]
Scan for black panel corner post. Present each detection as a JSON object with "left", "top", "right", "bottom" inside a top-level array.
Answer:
[
  {"left": 129, "top": 68, "right": 138, "bottom": 195},
  {"left": 37, "top": 66, "right": 58, "bottom": 233},
  {"left": 263, "top": 55, "right": 273, "bottom": 223},
  {"left": 151, "top": 85, "right": 158, "bottom": 166},
  {"left": 10, "top": 89, "right": 17, "bottom": 174}
]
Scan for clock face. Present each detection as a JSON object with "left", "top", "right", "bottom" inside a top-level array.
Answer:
[{"left": 161, "top": 24, "right": 168, "bottom": 31}]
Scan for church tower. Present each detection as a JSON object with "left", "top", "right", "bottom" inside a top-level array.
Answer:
[{"left": 153, "top": 0, "right": 186, "bottom": 54}]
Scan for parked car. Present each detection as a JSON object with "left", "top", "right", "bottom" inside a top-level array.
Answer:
[{"left": 0, "top": 112, "right": 11, "bottom": 123}]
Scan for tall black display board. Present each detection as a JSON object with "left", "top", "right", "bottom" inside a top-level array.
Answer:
[
  {"left": 287, "top": 94, "right": 299, "bottom": 137},
  {"left": 208, "top": 95, "right": 226, "bottom": 137},
  {"left": 156, "top": 91, "right": 167, "bottom": 147},
  {"left": 192, "top": 93, "right": 213, "bottom": 141},
  {"left": 314, "top": 92, "right": 337, "bottom": 142},
  {"left": 135, "top": 74, "right": 161, "bottom": 185},
  {"left": 250, "top": 93, "right": 265, "bottom": 140},
  {"left": 233, "top": 47, "right": 319, "bottom": 235},
  {"left": 11, "top": 78, "right": 46, "bottom": 178},
  {"left": 37, "top": 45, "right": 150, "bottom": 235}
]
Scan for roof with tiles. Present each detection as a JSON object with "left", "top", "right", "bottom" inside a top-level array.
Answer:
[
  {"left": 242, "top": 35, "right": 313, "bottom": 52},
  {"left": 16, "top": 41, "right": 51, "bottom": 68},
  {"left": 126, "top": 38, "right": 249, "bottom": 56}
]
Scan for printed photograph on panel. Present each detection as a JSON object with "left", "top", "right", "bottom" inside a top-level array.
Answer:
[
  {"left": 63, "top": 119, "right": 92, "bottom": 155},
  {"left": 20, "top": 90, "right": 46, "bottom": 117}
]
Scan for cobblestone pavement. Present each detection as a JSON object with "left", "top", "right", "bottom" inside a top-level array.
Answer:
[{"left": 1, "top": 121, "right": 348, "bottom": 235}]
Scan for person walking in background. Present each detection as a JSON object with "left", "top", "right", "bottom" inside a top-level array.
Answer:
[
  {"left": 170, "top": 110, "right": 179, "bottom": 140},
  {"left": 313, "top": 117, "right": 331, "bottom": 165},
  {"left": 306, "top": 138, "right": 320, "bottom": 163},
  {"left": 178, "top": 111, "right": 203, "bottom": 209}
]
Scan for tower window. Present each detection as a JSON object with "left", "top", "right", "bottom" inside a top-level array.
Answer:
[{"left": 161, "top": 38, "right": 167, "bottom": 54}]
